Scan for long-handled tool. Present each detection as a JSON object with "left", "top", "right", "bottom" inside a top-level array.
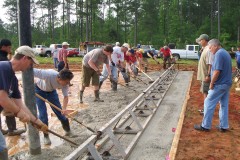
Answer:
[
  {"left": 129, "top": 74, "right": 148, "bottom": 85},
  {"left": 135, "top": 66, "right": 154, "bottom": 83},
  {"left": 31, "top": 121, "right": 78, "bottom": 146},
  {"left": 35, "top": 93, "right": 95, "bottom": 133},
  {"left": 105, "top": 76, "right": 138, "bottom": 92}
]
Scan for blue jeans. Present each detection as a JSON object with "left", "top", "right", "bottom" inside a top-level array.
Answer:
[
  {"left": 53, "top": 58, "right": 59, "bottom": 69},
  {"left": 201, "top": 84, "right": 231, "bottom": 129},
  {"left": 58, "top": 61, "right": 65, "bottom": 72},
  {"left": 100, "top": 64, "right": 118, "bottom": 82},
  {"left": 0, "top": 131, "right": 6, "bottom": 152},
  {"left": 35, "top": 85, "right": 68, "bottom": 126}
]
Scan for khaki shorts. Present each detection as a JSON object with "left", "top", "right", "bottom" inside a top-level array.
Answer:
[
  {"left": 81, "top": 65, "right": 99, "bottom": 87},
  {"left": 200, "top": 81, "right": 210, "bottom": 93}
]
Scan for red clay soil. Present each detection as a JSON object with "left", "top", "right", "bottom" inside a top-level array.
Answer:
[
  {"left": 175, "top": 64, "right": 240, "bottom": 160},
  {"left": 37, "top": 63, "right": 240, "bottom": 159}
]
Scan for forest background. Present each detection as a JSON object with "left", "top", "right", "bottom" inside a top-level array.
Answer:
[{"left": 0, "top": 0, "right": 239, "bottom": 51}]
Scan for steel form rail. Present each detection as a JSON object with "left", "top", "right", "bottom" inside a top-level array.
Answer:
[{"left": 64, "top": 65, "right": 178, "bottom": 160}]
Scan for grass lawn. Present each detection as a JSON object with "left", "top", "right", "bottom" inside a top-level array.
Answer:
[{"left": 35, "top": 56, "right": 237, "bottom": 68}]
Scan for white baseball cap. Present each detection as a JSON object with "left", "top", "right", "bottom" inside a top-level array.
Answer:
[
  {"left": 116, "top": 42, "right": 120, "bottom": 46},
  {"left": 122, "top": 43, "right": 130, "bottom": 49},
  {"left": 15, "top": 46, "right": 39, "bottom": 64},
  {"left": 62, "top": 42, "right": 70, "bottom": 46}
]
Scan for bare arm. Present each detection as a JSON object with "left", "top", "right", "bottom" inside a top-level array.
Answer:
[
  {"left": 12, "top": 98, "right": 37, "bottom": 121},
  {"left": 88, "top": 59, "right": 99, "bottom": 71},
  {"left": 63, "top": 50, "right": 68, "bottom": 67},
  {"left": 205, "top": 64, "right": 212, "bottom": 83},
  {"left": 12, "top": 98, "right": 48, "bottom": 130},
  {"left": 0, "top": 90, "right": 21, "bottom": 114},
  {"left": 209, "top": 70, "right": 220, "bottom": 89}
]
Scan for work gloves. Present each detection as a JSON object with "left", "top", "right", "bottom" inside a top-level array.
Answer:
[
  {"left": 32, "top": 118, "right": 48, "bottom": 133},
  {"left": 121, "top": 68, "right": 126, "bottom": 73},
  {"left": 96, "top": 70, "right": 102, "bottom": 76},
  {"left": 111, "top": 61, "right": 115, "bottom": 66}
]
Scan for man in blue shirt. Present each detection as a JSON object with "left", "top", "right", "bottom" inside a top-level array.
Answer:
[
  {"left": 0, "top": 46, "right": 48, "bottom": 159},
  {"left": 0, "top": 39, "right": 26, "bottom": 136},
  {"left": 194, "top": 39, "right": 232, "bottom": 132}
]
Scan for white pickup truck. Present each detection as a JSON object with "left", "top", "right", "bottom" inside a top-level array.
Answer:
[
  {"left": 33, "top": 45, "right": 52, "bottom": 57},
  {"left": 170, "top": 45, "right": 199, "bottom": 60}
]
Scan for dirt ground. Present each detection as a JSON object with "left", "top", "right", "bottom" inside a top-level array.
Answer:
[{"left": 5, "top": 62, "right": 240, "bottom": 159}]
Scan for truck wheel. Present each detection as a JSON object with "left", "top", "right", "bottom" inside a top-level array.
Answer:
[
  {"left": 172, "top": 54, "right": 180, "bottom": 61},
  {"left": 46, "top": 51, "right": 51, "bottom": 57}
]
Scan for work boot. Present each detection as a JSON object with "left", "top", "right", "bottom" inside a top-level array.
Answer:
[
  {"left": 124, "top": 77, "right": 129, "bottom": 86},
  {"left": 0, "top": 148, "right": 8, "bottom": 160},
  {"left": 94, "top": 90, "right": 104, "bottom": 102},
  {"left": 144, "top": 67, "right": 148, "bottom": 73},
  {"left": 79, "top": 91, "right": 84, "bottom": 104},
  {"left": 60, "top": 119, "right": 70, "bottom": 133},
  {"left": 99, "top": 81, "right": 103, "bottom": 90},
  {"left": 8, "top": 129, "right": 26, "bottom": 136},
  {"left": 112, "top": 81, "right": 117, "bottom": 91},
  {"left": 43, "top": 133, "right": 51, "bottom": 145}
]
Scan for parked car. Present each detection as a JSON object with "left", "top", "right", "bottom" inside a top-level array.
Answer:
[
  {"left": 170, "top": 45, "right": 199, "bottom": 60},
  {"left": 33, "top": 45, "right": 52, "bottom": 57},
  {"left": 67, "top": 48, "right": 80, "bottom": 57},
  {"left": 140, "top": 45, "right": 161, "bottom": 58},
  {"left": 49, "top": 44, "right": 62, "bottom": 49}
]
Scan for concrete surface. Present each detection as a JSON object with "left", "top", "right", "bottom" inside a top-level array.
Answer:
[{"left": 127, "top": 71, "right": 193, "bottom": 160}]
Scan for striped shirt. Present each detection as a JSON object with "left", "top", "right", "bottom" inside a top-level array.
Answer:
[{"left": 58, "top": 48, "right": 68, "bottom": 61}]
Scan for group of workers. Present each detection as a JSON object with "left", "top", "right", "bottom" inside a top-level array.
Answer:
[
  {"left": 79, "top": 42, "right": 174, "bottom": 103},
  {"left": 0, "top": 38, "right": 174, "bottom": 159}
]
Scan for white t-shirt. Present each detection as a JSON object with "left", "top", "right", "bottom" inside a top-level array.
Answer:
[
  {"left": 111, "top": 46, "right": 124, "bottom": 64},
  {"left": 52, "top": 48, "right": 59, "bottom": 58}
]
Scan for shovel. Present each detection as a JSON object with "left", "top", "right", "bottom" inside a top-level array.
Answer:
[
  {"left": 35, "top": 93, "right": 96, "bottom": 133},
  {"left": 135, "top": 66, "right": 154, "bottom": 83}
]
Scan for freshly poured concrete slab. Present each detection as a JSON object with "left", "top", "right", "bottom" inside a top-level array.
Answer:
[{"left": 127, "top": 71, "right": 193, "bottom": 160}]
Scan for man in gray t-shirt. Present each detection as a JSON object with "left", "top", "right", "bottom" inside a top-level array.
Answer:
[
  {"left": 80, "top": 45, "right": 113, "bottom": 103},
  {"left": 34, "top": 68, "right": 74, "bottom": 145}
]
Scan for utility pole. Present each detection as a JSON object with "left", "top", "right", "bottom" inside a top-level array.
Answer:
[
  {"left": 18, "top": 0, "right": 41, "bottom": 155},
  {"left": 238, "top": 26, "right": 240, "bottom": 43},
  {"left": 218, "top": 0, "right": 220, "bottom": 39}
]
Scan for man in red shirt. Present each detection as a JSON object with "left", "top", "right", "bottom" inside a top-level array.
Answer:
[{"left": 160, "top": 46, "right": 172, "bottom": 69}]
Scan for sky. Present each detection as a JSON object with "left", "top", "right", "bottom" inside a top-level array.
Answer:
[{"left": 0, "top": 1, "right": 9, "bottom": 23}]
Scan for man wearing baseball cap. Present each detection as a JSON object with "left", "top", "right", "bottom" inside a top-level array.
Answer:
[
  {"left": 196, "top": 34, "right": 213, "bottom": 115},
  {"left": 0, "top": 39, "right": 28, "bottom": 137},
  {"left": 0, "top": 46, "right": 47, "bottom": 159},
  {"left": 58, "top": 42, "right": 70, "bottom": 72}
]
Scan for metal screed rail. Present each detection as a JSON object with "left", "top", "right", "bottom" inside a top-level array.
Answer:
[{"left": 64, "top": 64, "right": 178, "bottom": 160}]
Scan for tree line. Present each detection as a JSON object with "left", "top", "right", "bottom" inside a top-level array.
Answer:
[{"left": 0, "top": 0, "right": 239, "bottom": 50}]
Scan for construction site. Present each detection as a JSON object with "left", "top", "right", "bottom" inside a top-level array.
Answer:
[{"left": 5, "top": 62, "right": 240, "bottom": 160}]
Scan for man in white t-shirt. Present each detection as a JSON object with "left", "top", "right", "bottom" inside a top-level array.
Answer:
[
  {"left": 99, "top": 43, "right": 129, "bottom": 91},
  {"left": 51, "top": 44, "right": 59, "bottom": 69}
]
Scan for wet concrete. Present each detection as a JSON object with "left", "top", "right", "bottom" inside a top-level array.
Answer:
[
  {"left": 7, "top": 69, "right": 188, "bottom": 159},
  {"left": 127, "top": 71, "right": 193, "bottom": 160}
]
